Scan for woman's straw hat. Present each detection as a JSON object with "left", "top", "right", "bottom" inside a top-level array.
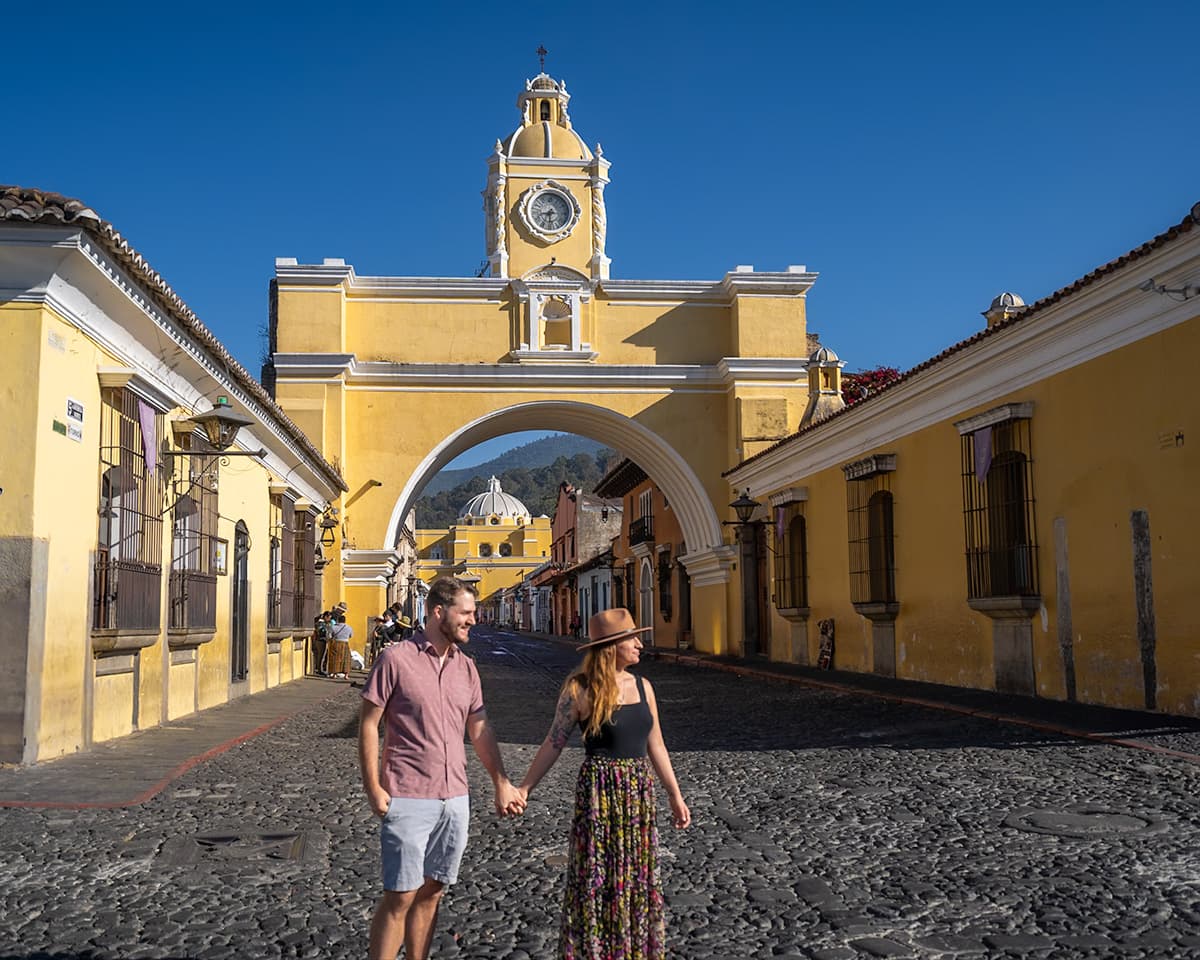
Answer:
[{"left": 578, "top": 608, "right": 653, "bottom": 651}]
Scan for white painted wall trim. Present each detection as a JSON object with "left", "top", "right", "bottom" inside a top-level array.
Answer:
[
  {"left": 0, "top": 228, "right": 339, "bottom": 504},
  {"left": 953, "top": 402, "right": 1035, "bottom": 435},
  {"left": 272, "top": 354, "right": 807, "bottom": 390},
  {"left": 728, "top": 233, "right": 1200, "bottom": 495}
]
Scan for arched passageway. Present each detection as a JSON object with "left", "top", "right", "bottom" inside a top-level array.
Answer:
[{"left": 383, "top": 401, "right": 723, "bottom": 561}]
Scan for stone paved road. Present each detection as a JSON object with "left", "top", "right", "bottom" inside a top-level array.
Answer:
[{"left": 2, "top": 626, "right": 1199, "bottom": 959}]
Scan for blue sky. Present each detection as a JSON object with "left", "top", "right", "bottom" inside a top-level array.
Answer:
[{"left": 5, "top": 1, "right": 1198, "bottom": 467}]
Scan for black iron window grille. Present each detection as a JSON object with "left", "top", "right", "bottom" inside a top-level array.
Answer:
[
  {"left": 268, "top": 492, "right": 296, "bottom": 629},
  {"left": 629, "top": 515, "right": 655, "bottom": 545},
  {"left": 844, "top": 456, "right": 897, "bottom": 605},
  {"left": 773, "top": 501, "right": 808, "bottom": 609},
  {"left": 960, "top": 416, "right": 1038, "bottom": 599},
  {"left": 168, "top": 435, "right": 218, "bottom": 631},
  {"left": 294, "top": 508, "right": 317, "bottom": 628},
  {"left": 657, "top": 548, "right": 673, "bottom": 622},
  {"left": 94, "top": 387, "right": 165, "bottom": 632}
]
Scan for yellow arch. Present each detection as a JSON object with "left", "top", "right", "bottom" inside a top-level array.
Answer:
[{"left": 383, "top": 400, "right": 723, "bottom": 559}]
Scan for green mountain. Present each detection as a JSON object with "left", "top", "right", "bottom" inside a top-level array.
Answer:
[{"left": 421, "top": 433, "right": 609, "bottom": 496}]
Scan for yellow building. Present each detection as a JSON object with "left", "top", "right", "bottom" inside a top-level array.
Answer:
[
  {"left": 0, "top": 186, "right": 345, "bottom": 763},
  {"left": 268, "top": 71, "right": 820, "bottom": 655},
  {"left": 728, "top": 203, "right": 1200, "bottom": 717},
  {"left": 415, "top": 477, "right": 552, "bottom": 620}
]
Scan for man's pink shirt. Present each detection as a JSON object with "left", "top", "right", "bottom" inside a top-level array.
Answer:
[{"left": 361, "top": 631, "right": 484, "bottom": 799}]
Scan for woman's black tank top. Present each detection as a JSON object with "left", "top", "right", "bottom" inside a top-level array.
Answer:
[{"left": 583, "top": 674, "right": 652, "bottom": 759}]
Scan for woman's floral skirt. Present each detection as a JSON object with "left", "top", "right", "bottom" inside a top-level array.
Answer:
[{"left": 559, "top": 756, "right": 665, "bottom": 960}]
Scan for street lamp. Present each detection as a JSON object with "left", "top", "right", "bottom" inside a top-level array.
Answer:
[
  {"left": 190, "top": 396, "right": 258, "bottom": 453},
  {"left": 726, "top": 489, "right": 765, "bottom": 658},
  {"left": 730, "top": 490, "right": 761, "bottom": 525},
  {"left": 319, "top": 507, "right": 339, "bottom": 548},
  {"left": 406, "top": 573, "right": 418, "bottom": 621},
  {"left": 163, "top": 396, "right": 267, "bottom": 515}
]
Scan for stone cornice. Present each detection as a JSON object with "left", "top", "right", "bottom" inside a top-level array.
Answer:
[
  {"left": 600, "top": 279, "right": 726, "bottom": 301},
  {"left": 720, "top": 269, "right": 819, "bottom": 298},
  {"left": 274, "top": 354, "right": 810, "bottom": 390},
  {"left": 96, "top": 367, "right": 174, "bottom": 413},
  {"left": 272, "top": 266, "right": 817, "bottom": 307},
  {"left": 842, "top": 454, "right": 897, "bottom": 480},
  {"left": 677, "top": 545, "right": 736, "bottom": 587},
  {"left": 768, "top": 487, "right": 809, "bottom": 507},
  {"left": 953, "top": 402, "right": 1035, "bottom": 435},
  {"left": 717, "top": 358, "right": 810, "bottom": 383},
  {"left": 342, "top": 549, "right": 402, "bottom": 585},
  {"left": 274, "top": 354, "right": 726, "bottom": 389}
]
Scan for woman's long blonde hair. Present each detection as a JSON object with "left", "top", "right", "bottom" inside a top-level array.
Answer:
[{"left": 564, "top": 645, "right": 620, "bottom": 740}]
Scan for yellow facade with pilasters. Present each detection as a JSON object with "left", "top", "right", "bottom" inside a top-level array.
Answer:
[
  {"left": 730, "top": 206, "right": 1200, "bottom": 716},
  {"left": 0, "top": 205, "right": 342, "bottom": 763},
  {"left": 269, "top": 73, "right": 819, "bottom": 657}
]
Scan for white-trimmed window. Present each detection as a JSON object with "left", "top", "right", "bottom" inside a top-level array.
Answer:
[{"left": 843, "top": 455, "right": 897, "bottom": 606}]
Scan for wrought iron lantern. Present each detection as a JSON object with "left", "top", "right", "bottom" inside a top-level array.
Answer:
[
  {"left": 319, "top": 507, "right": 340, "bottom": 548},
  {"left": 189, "top": 396, "right": 256, "bottom": 452},
  {"left": 729, "top": 489, "right": 762, "bottom": 524}
]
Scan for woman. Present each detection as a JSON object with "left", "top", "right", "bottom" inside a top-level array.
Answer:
[{"left": 517, "top": 608, "right": 691, "bottom": 960}]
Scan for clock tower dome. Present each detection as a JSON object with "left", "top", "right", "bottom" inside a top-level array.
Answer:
[{"left": 483, "top": 72, "right": 611, "bottom": 281}]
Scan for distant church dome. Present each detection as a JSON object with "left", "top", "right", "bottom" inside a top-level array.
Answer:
[
  {"left": 809, "top": 345, "right": 841, "bottom": 364},
  {"left": 460, "top": 476, "right": 531, "bottom": 522}
]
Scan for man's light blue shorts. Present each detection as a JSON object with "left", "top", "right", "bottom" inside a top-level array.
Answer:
[{"left": 380, "top": 795, "right": 470, "bottom": 892}]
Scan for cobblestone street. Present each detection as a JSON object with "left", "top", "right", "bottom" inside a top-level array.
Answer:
[{"left": 2, "top": 628, "right": 1200, "bottom": 960}]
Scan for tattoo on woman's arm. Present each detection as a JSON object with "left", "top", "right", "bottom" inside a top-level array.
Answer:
[{"left": 549, "top": 691, "right": 575, "bottom": 749}]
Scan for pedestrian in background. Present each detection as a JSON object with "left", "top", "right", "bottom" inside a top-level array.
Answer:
[
  {"left": 312, "top": 610, "right": 333, "bottom": 676},
  {"left": 359, "top": 576, "right": 525, "bottom": 960},
  {"left": 371, "top": 610, "right": 397, "bottom": 665},
  {"left": 326, "top": 611, "right": 353, "bottom": 678},
  {"left": 515, "top": 608, "right": 691, "bottom": 960}
]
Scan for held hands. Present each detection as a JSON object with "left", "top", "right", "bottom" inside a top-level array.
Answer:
[
  {"left": 495, "top": 778, "right": 527, "bottom": 818},
  {"left": 505, "top": 785, "right": 530, "bottom": 817}
]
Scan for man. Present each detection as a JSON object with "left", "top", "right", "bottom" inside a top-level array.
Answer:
[
  {"left": 359, "top": 576, "right": 524, "bottom": 960},
  {"left": 312, "top": 611, "right": 333, "bottom": 676},
  {"left": 370, "top": 610, "right": 396, "bottom": 664}
]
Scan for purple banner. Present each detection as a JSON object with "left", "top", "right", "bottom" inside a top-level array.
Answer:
[
  {"left": 137, "top": 400, "right": 157, "bottom": 474},
  {"left": 973, "top": 425, "right": 993, "bottom": 483}
]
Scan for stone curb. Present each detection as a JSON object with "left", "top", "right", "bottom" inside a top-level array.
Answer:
[{"left": 0, "top": 678, "right": 353, "bottom": 810}]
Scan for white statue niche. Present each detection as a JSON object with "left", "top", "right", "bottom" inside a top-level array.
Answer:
[{"left": 540, "top": 296, "right": 573, "bottom": 350}]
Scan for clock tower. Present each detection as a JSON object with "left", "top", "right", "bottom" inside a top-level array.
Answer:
[{"left": 483, "top": 72, "right": 610, "bottom": 282}]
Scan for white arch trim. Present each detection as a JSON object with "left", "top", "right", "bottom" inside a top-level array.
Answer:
[{"left": 383, "top": 400, "right": 724, "bottom": 562}]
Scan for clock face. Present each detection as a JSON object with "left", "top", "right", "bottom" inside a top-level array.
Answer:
[
  {"left": 518, "top": 181, "right": 580, "bottom": 242},
  {"left": 531, "top": 190, "right": 572, "bottom": 231}
]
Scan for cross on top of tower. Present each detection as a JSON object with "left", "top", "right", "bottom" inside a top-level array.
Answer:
[{"left": 536, "top": 45, "right": 548, "bottom": 71}]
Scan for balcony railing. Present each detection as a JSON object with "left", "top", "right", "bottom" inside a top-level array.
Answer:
[
  {"left": 169, "top": 570, "right": 217, "bottom": 632},
  {"left": 93, "top": 555, "right": 163, "bottom": 632},
  {"left": 629, "top": 515, "right": 654, "bottom": 546}
]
